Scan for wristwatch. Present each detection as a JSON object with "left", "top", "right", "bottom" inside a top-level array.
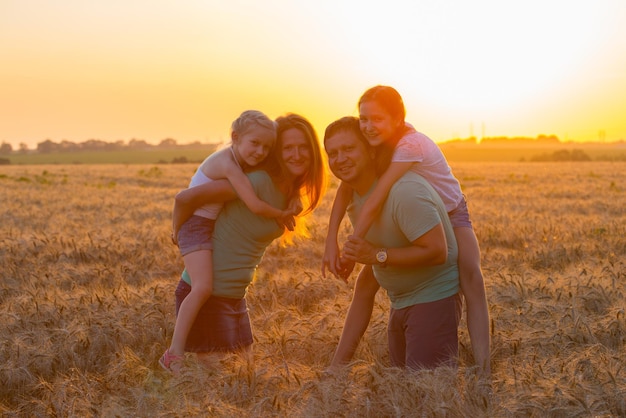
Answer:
[{"left": 375, "top": 248, "right": 388, "bottom": 267}]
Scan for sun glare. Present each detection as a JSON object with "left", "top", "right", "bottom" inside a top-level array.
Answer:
[{"left": 1, "top": 0, "right": 625, "bottom": 145}]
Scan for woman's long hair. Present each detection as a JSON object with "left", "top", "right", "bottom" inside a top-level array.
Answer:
[{"left": 262, "top": 113, "right": 327, "bottom": 215}]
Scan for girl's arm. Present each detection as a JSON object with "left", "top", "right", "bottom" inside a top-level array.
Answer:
[
  {"left": 352, "top": 161, "right": 412, "bottom": 238},
  {"left": 172, "top": 179, "right": 236, "bottom": 243},
  {"left": 287, "top": 195, "right": 303, "bottom": 217},
  {"left": 322, "top": 181, "right": 353, "bottom": 278},
  {"left": 225, "top": 163, "right": 289, "bottom": 218}
]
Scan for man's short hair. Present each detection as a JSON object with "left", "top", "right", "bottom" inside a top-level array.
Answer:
[{"left": 323, "top": 116, "right": 369, "bottom": 149}]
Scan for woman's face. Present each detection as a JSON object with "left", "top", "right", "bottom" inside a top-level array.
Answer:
[
  {"left": 280, "top": 127, "right": 312, "bottom": 177},
  {"left": 359, "top": 100, "right": 403, "bottom": 147}
]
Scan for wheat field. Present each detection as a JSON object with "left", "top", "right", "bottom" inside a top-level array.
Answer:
[{"left": 1, "top": 162, "right": 624, "bottom": 417}]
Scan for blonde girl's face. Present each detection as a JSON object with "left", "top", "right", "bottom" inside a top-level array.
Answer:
[
  {"left": 232, "top": 126, "right": 275, "bottom": 168},
  {"left": 280, "top": 127, "right": 312, "bottom": 178},
  {"left": 359, "top": 100, "right": 403, "bottom": 147}
]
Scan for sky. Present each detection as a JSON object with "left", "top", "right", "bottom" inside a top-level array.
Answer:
[{"left": 1, "top": 0, "right": 626, "bottom": 149}]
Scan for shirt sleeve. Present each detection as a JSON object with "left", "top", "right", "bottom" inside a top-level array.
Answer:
[
  {"left": 392, "top": 134, "right": 426, "bottom": 163},
  {"left": 392, "top": 179, "right": 442, "bottom": 242}
]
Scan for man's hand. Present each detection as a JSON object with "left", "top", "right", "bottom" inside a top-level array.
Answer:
[{"left": 343, "top": 235, "right": 376, "bottom": 265}]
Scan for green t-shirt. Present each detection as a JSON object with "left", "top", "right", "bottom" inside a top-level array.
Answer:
[
  {"left": 181, "top": 170, "right": 285, "bottom": 298},
  {"left": 347, "top": 171, "right": 459, "bottom": 309}
]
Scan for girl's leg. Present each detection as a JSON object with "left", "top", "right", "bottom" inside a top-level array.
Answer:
[
  {"left": 454, "top": 227, "right": 491, "bottom": 376},
  {"left": 167, "top": 249, "right": 214, "bottom": 372}
]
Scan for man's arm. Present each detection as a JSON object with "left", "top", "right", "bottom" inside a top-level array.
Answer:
[
  {"left": 329, "top": 265, "right": 380, "bottom": 367},
  {"left": 343, "top": 223, "right": 448, "bottom": 267},
  {"left": 172, "top": 179, "right": 237, "bottom": 242}
]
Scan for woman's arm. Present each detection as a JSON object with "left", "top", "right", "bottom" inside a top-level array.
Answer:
[
  {"left": 172, "top": 179, "right": 237, "bottom": 243},
  {"left": 352, "top": 161, "right": 412, "bottom": 238},
  {"left": 322, "top": 181, "right": 353, "bottom": 278}
]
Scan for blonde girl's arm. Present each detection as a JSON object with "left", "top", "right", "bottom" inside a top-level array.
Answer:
[
  {"left": 322, "top": 181, "right": 352, "bottom": 278},
  {"left": 287, "top": 195, "right": 303, "bottom": 216},
  {"left": 352, "top": 161, "right": 412, "bottom": 238},
  {"left": 224, "top": 162, "right": 288, "bottom": 218}
]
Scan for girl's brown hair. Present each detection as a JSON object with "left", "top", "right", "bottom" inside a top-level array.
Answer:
[{"left": 358, "top": 85, "right": 407, "bottom": 175}]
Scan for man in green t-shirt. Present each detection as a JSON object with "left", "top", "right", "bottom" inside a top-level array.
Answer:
[{"left": 324, "top": 117, "right": 461, "bottom": 370}]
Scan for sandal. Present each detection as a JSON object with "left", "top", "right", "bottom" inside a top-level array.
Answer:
[{"left": 159, "top": 349, "right": 183, "bottom": 375}]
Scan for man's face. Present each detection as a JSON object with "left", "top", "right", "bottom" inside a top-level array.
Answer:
[{"left": 325, "top": 129, "right": 372, "bottom": 185}]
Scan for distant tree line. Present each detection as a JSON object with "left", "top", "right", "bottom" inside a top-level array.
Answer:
[
  {"left": 0, "top": 138, "right": 215, "bottom": 155},
  {"left": 529, "top": 149, "right": 591, "bottom": 162},
  {"left": 526, "top": 149, "right": 626, "bottom": 162},
  {"left": 443, "top": 134, "right": 561, "bottom": 145}
]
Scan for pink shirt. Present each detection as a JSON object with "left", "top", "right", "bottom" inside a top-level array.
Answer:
[{"left": 392, "top": 124, "right": 463, "bottom": 212}]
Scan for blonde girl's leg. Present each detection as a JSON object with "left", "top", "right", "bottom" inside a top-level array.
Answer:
[
  {"left": 168, "top": 250, "right": 214, "bottom": 371},
  {"left": 454, "top": 226, "right": 491, "bottom": 376}
]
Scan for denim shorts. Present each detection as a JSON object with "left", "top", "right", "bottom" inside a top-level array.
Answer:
[
  {"left": 387, "top": 293, "right": 462, "bottom": 370},
  {"left": 174, "top": 280, "right": 253, "bottom": 353},
  {"left": 448, "top": 195, "right": 472, "bottom": 229},
  {"left": 178, "top": 215, "right": 215, "bottom": 256}
]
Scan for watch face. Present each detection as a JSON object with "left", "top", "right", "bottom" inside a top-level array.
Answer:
[{"left": 376, "top": 250, "right": 387, "bottom": 263}]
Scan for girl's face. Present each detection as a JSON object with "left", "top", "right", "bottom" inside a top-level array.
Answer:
[
  {"left": 233, "top": 127, "right": 275, "bottom": 168},
  {"left": 280, "top": 127, "right": 312, "bottom": 177},
  {"left": 359, "top": 100, "right": 404, "bottom": 147}
]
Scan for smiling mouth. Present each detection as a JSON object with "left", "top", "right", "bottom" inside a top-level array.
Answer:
[{"left": 335, "top": 165, "right": 352, "bottom": 174}]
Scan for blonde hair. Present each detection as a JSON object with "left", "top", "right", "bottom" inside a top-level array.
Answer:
[{"left": 231, "top": 110, "right": 277, "bottom": 138}]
